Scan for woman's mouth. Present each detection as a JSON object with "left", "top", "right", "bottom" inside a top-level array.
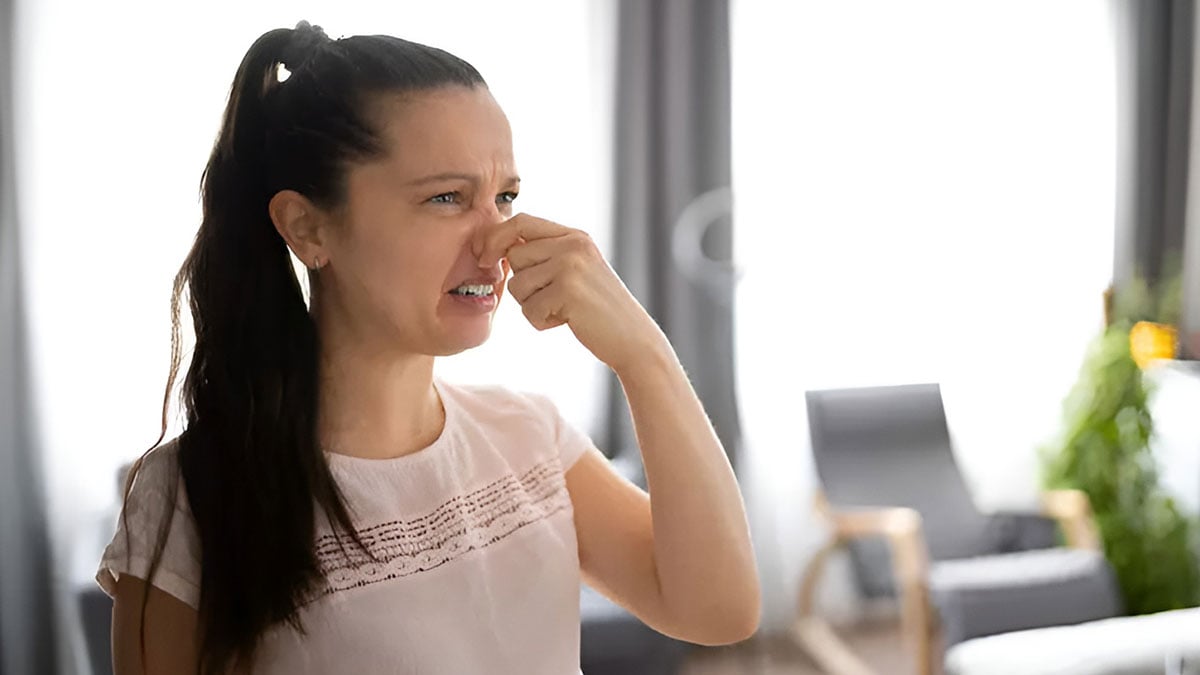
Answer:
[
  {"left": 449, "top": 284, "right": 495, "bottom": 297},
  {"left": 446, "top": 283, "right": 498, "bottom": 312}
]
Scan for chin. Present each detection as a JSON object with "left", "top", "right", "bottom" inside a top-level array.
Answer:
[{"left": 435, "top": 325, "right": 494, "bottom": 356}]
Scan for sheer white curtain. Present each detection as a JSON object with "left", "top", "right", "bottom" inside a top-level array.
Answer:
[
  {"left": 731, "top": 0, "right": 1117, "bottom": 628},
  {"left": 17, "top": 2, "right": 612, "bottom": 669}
]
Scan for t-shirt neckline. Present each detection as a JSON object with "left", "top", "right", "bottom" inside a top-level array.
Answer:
[{"left": 322, "top": 378, "right": 453, "bottom": 468}]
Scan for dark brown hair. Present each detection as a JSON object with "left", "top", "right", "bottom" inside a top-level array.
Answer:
[{"left": 121, "top": 21, "right": 485, "bottom": 674}]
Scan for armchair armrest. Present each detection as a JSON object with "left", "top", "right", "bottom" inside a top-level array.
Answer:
[
  {"left": 1041, "top": 489, "right": 1101, "bottom": 551},
  {"left": 813, "top": 493, "right": 930, "bottom": 582}
]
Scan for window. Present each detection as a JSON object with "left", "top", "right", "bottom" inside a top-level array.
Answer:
[{"left": 731, "top": 0, "right": 1116, "bottom": 626}]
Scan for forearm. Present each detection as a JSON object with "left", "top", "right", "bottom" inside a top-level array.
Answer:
[{"left": 614, "top": 341, "right": 760, "bottom": 640}]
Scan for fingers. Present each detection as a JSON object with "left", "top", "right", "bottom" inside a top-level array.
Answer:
[
  {"left": 520, "top": 285, "right": 568, "bottom": 331},
  {"left": 505, "top": 236, "right": 562, "bottom": 272},
  {"left": 507, "top": 260, "right": 561, "bottom": 304},
  {"left": 474, "top": 213, "right": 574, "bottom": 269}
]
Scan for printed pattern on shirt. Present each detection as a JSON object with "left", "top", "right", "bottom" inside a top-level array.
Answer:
[{"left": 309, "top": 458, "right": 572, "bottom": 599}]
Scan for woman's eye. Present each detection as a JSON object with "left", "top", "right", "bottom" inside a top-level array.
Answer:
[
  {"left": 497, "top": 192, "right": 519, "bottom": 205},
  {"left": 430, "top": 192, "right": 460, "bottom": 204}
]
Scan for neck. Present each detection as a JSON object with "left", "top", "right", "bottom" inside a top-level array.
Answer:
[{"left": 312, "top": 302, "right": 444, "bottom": 461}]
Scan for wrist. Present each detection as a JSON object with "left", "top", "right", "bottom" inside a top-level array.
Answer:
[{"left": 610, "top": 331, "right": 676, "bottom": 382}]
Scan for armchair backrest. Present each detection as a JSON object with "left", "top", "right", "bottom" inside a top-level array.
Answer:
[{"left": 806, "top": 384, "right": 996, "bottom": 570}]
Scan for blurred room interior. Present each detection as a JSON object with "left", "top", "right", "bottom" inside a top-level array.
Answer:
[{"left": 4, "top": 0, "right": 1200, "bottom": 674}]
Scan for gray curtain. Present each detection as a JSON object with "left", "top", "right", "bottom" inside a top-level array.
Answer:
[
  {"left": 1113, "top": 0, "right": 1194, "bottom": 294},
  {"left": 604, "top": 0, "right": 741, "bottom": 468},
  {"left": 0, "top": 0, "right": 59, "bottom": 671}
]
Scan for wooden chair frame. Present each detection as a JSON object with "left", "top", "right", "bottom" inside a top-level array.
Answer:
[{"left": 792, "top": 489, "right": 1101, "bottom": 675}]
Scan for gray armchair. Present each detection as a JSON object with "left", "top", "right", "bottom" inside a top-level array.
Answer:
[{"left": 795, "top": 383, "right": 1122, "bottom": 675}]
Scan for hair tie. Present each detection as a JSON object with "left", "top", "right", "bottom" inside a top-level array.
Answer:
[{"left": 280, "top": 20, "right": 330, "bottom": 73}]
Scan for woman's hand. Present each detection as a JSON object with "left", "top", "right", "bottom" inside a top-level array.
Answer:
[{"left": 474, "top": 213, "right": 667, "bottom": 373}]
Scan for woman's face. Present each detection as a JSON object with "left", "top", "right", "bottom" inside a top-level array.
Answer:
[{"left": 317, "top": 86, "right": 517, "bottom": 357}]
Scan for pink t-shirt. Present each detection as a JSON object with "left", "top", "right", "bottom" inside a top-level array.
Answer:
[{"left": 97, "top": 380, "right": 593, "bottom": 674}]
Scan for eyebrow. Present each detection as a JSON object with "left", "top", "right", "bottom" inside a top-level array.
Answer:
[{"left": 405, "top": 172, "right": 521, "bottom": 187}]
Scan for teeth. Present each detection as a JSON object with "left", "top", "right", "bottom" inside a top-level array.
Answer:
[{"left": 451, "top": 284, "right": 493, "bottom": 297}]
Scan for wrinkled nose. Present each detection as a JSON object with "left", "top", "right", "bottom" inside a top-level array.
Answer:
[{"left": 470, "top": 202, "right": 508, "bottom": 259}]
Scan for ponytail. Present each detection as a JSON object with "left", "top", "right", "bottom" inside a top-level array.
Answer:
[{"left": 177, "top": 23, "right": 345, "bottom": 673}]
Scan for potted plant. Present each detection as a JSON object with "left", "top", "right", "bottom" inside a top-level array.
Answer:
[{"left": 1042, "top": 272, "right": 1200, "bottom": 615}]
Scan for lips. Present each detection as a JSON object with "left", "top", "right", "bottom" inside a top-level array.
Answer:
[
  {"left": 446, "top": 277, "right": 500, "bottom": 313},
  {"left": 447, "top": 273, "right": 503, "bottom": 296},
  {"left": 450, "top": 283, "right": 495, "bottom": 297}
]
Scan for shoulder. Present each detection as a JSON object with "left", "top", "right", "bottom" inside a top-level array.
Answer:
[
  {"left": 125, "top": 438, "right": 181, "bottom": 494},
  {"left": 99, "top": 436, "right": 202, "bottom": 610},
  {"left": 121, "top": 438, "right": 191, "bottom": 521}
]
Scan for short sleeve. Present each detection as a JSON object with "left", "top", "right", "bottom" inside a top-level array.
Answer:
[
  {"left": 96, "top": 440, "right": 201, "bottom": 609},
  {"left": 523, "top": 393, "right": 596, "bottom": 470}
]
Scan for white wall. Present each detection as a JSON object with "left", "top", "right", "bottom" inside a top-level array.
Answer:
[
  {"left": 15, "top": 2, "right": 612, "bottom": 671},
  {"left": 731, "top": 0, "right": 1118, "bottom": 630}
]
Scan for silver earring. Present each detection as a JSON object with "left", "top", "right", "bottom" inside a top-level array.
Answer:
[{"left": 313, "top": 256, "right": 322, "bottom": 270}]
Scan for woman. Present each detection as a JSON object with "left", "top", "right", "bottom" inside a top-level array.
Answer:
[{"left": 97, "top": 21, "right": 759, "bottom": 675}]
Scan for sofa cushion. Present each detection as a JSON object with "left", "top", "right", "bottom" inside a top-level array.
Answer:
[{"left": 930, "top": 547, "right": 1122, "bottom": 646}]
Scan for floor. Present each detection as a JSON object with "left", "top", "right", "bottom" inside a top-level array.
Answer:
[{"left": 680, "top": 620, "right": 914, "bottom": 675}]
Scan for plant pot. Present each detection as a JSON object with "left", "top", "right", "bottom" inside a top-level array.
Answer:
[{"left": 1130, "top": 321, "right": 1178, "bottom": 369}]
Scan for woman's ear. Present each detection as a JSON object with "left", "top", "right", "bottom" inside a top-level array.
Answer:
[{"left": 269, "top": 190, "right": 329, "bottom": 269}]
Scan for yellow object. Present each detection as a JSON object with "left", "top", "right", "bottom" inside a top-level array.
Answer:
[{"left": 1130, "top": 321, "right": 1178, "bottom": 369}]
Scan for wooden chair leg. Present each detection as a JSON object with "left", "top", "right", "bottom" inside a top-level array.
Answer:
[
  {"left": 886, "top": 511, "right": 935, "bottom": 675},
  {"left": 793, "top": 535, "right": 876, "bottom": 675},
  {"left": 896, "top": 577, "right": 934, "bottom": 675}
]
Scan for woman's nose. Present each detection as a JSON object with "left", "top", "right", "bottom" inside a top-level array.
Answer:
[{"left": 468, "top": 202, "right": 507, "bottom": 258}]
